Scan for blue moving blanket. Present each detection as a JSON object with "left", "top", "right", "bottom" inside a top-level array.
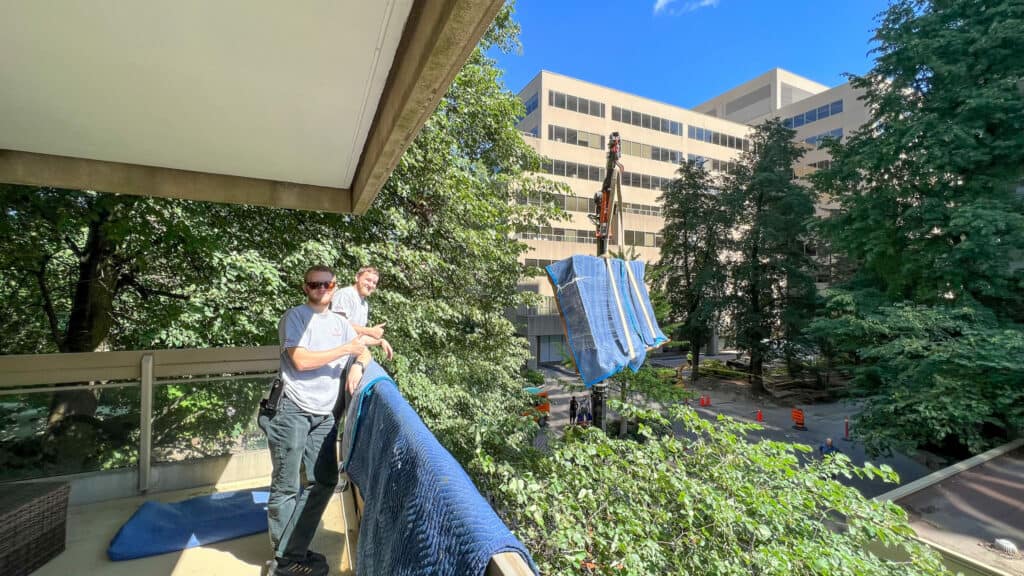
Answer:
[
  {"left": 546, "top": 256, "right": 668, "bottom": 386},
  {"left": 341, "top": 363, "right": 538, "bottom": 576},
  {"left": 107, "top": 489, "right": 269, "bottom": 560}
]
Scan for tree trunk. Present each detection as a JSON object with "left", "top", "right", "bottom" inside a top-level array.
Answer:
[
  {"left": 618, "top": 382, "right": 628, "bottom": 438},
  {"left": 691, "top": 335, "right": 702, "bottom": 383},
  {"left": 47, "top": 204, "right": 120, "bottom": 429},
  {"left": 750, "top": 349, "right": 765, "bottom": 395}
]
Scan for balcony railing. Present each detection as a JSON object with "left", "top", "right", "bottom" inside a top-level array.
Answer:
[{"left": 0, "top": 347, "right": 533, "bottom": 575}]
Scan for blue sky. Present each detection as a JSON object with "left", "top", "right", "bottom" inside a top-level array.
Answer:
[{"left": 489, "top": 0, "right": 891, "bottom": 108}]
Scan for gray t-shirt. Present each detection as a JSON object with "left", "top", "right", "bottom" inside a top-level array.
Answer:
[
  {"left": 279, "top": 304, "right": 357, "bottom": 415},
  {"left": 330, "top": 285, "right": 369, "bottom": 327}
]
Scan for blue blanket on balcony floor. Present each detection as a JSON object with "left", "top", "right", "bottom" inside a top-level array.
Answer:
[
  {"left": 107, "top": 489, "right": 269, "bottom": 560},
  {"left": 546, "top": 256, "right": 668, "bottom": 386},
  {"left": 341, "top": 362, "right": 538, "bottom": 576}
]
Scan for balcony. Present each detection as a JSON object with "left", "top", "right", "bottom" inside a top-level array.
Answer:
[{"left": 0, "top": 348, "right": 532, "bottom": 575}]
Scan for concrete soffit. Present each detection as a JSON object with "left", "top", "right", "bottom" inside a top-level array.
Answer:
[
  {"left": 0, "top": 0, "right": 503, "bottom": 215},
  {"left": 350, "top": 0, "right": 505, "bottom": 214}
]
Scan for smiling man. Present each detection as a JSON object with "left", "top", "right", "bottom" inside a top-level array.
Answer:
[
  {"left": 331, "top": 266, "right": 393, "bottom": 359},
  {"left": 260, "top": 265, "right": 369, "bottom": 576}
]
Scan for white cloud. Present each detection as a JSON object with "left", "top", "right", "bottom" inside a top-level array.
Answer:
[{"left": 654, "top": 0, "right": 719, "bottom": 16}]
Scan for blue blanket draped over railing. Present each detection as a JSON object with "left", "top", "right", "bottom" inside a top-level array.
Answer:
[
  {"left": 546, "top": 256, "right": 668, "bottom": 387},
  {"left": 341, "top": 363, "right": 538, "bottom": 576}
]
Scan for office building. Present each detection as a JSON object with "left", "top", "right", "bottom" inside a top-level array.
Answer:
[{"left": 514, "top": 69, "right": 871, "bottom": 367}]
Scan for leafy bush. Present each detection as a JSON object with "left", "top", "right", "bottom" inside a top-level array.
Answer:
[
  {"left": 482, "top": 404, "right": 948, "bottom": 575},
  {"left": 523, "top": 369, "right": 545, "bottom": 387}
]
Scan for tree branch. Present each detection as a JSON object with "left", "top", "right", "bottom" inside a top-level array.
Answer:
[
  {"left": 33, "top": 256, "right": 64, "bottom": 351},
  {"left": 122, "top": 273, "right": 191, "bottom": 301}
]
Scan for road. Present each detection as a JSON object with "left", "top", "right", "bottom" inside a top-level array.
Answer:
[{"left": 536, "top": 356, "right": 933, "bottom": 498}]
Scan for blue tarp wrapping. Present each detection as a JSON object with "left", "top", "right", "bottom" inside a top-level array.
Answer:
[
  {"left": 546, "top": 256, "right": 668, "bottom": 387},
  {"left": 342, "top": 362, "right": 538, "bottom": 576},
  {"left": 107, "top": 489, "right": 269, "bottom": 560}
]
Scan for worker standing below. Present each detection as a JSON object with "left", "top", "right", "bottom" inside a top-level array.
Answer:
[
  {"left": 569, "top": 395, "right": 579, "bottom": 427},
  {"left": 331, "top": 266, "right": 394, "bottom": 360},
  {"left": 819, "top": 437, "right": 840, "bottom": 458},
  {"left": 261, "top": 265, "right": 370, "bottom": 576}
]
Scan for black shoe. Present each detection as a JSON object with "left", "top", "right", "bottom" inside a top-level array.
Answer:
[
  {"left": 306, "top": 550, "right": 327, "bottom": 566},
  {"left": 272, "top": 557, "right": 329, "bottom": 576}
]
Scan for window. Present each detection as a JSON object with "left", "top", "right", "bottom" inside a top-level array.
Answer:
[
  {"left": 830, "top": 100, "right": 843, "bottom": 115},
  {"left": 549, "top": 90, "right": 606, "bottom": 117},
  {"left": 804, "top": 108, "right": 817, "bottom": 123},
  {"left": 548, "top": 124, "right": 604, "bottom": 150},
  {"left": 613, "top": 105, "right": 682, "bottom": 135},
  {"left": 523, "top": 92, "right": 539, "bottom": 116},
  {"left": 793, "top": 114, "right": 805, "bottom": 128}
]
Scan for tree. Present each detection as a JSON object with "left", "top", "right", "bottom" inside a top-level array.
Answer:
[
  {"left": 658, "top": 158, "right": 731, "bottom": 381},
  {"left": 485, "top": 403, "right": 950, "bottom": 575},
  {"left": 815, "top": 0, "right": 1024, "bottom": 319},
  {"left": 727, "top": 119, "right": 818, "bottom": 393},
  {"left": 809, "top": 0, "right": 1024, "bottom": 454}
]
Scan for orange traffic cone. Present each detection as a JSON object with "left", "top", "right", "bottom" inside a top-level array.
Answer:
[{"left": 791, "top": 408, "right": 807, "bottom": 431}]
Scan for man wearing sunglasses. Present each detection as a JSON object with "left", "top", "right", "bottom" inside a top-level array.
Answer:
[
  {"left": 331, "top": 265, "right": 394, "bottom": 360},
  {"left": 261, "top": 265, "right": 369, "bottom": 576}
]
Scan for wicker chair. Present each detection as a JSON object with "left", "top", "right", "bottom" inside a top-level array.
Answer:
[{"left": 0, "top": 482, "right": 70, "bottom": 576}]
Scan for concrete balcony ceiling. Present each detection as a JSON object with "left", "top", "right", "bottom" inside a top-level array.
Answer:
[{"left": 0, "top": 0, "right": 502, "bottom": 213}]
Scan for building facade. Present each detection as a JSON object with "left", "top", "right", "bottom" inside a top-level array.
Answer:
[{"left": 514, "top": 69, "right": 870, "bottom": 367}]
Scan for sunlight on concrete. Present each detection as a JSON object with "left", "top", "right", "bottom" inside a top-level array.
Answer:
[{"left": 34, "top": 477, "right": 354, "bottom": 576}]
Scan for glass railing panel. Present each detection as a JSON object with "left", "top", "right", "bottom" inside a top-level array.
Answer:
[
  {"left": 0, "top": 384, "right": 141, "bottom": 482},
  {"left": 151, "top": 374, "right": 272, "bottom": 464}
]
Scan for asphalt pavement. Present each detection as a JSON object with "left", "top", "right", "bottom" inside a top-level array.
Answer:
[{"left": 535, "top": 356, "right": 932, "bottom": 498}]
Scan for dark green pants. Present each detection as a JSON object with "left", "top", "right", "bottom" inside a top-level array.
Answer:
[{"left": 259, "top": 395, "right": 338, "bottom": 561}]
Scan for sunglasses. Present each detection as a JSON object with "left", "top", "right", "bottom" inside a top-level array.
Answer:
[{"left": 305, "top": 281, "right": 336, "bottom": 290}]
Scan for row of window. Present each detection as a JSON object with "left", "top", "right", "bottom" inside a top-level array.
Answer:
[
  {"left": 518, "top": 190, "right": 663, "bottom": 218},
  {"left": 783, "top": 100, "right": 843, "bottom": 129},
  {"left": 621, "top": 170, "right": 672, "bottom": 191},
  {"left": 809, "top": 160, "right": 832, "bottom": 170},
  {"left": 624, "top": 229, "right": 664, "bottom": 248},
  {"left": 540, "top": 159, "right": 605, "bottom": 182},
  {"left": 524, "top": 258, "right": 558, "bottom": 270},
  {"left": 623, "top": 202, "right": 663, "bottom": 217},
  {"left": 523, "top": 93, "right": 539, "bottom": 116},
  {"left": 687, "top": 154, "right": 740, "bottom": 174},
  {"left": 804, "top": 128, "right": 844, "bottom": 146},
  {"left": 548, "top": 124, "right": 605, "bottom": 150},
  {"left": 611, "top": 106, "right": 684, "bottom": 136},
  {"left": 688, "top": 126, "right": 751, "bottom": 152},
  {"left": 518, "top": 227, "right": 664, "bottom": 248},
  {"left": 517, "top": 226, "right": 598, "bottom": 245},
  {"left": 549, "top": 90, "right": 606, "bottom": 118},
  {"left": 621, "top": 139, "right": 684, "bottom": 164}
]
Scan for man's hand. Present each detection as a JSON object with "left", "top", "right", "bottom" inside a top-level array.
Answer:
[
  {"left": 346, "top": 348, "right": 374, "bottom": 395},
  {"left": 365, "top": 323, "right": 387, "bottom": 340},
  {"left": 380, "top": 338, "right": 394, "bottom": 360}
]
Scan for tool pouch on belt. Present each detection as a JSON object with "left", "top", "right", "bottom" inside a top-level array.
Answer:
[{"left": 259, "top": 377, "right": 285, "bottom": 418}]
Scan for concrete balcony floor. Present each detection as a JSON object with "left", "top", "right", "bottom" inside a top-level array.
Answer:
[{"left": 36, "top": 478, "right": 355, "bottom": 576}]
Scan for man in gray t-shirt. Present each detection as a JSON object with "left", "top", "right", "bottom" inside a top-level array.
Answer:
[
  {"left": 259, "top": 265, "right": 370, "bottom": 576},
  {"left": 331, "top": 266, "right": 393, "bottom": 359}
]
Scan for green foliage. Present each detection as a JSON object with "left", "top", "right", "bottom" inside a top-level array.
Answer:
[
  {"left": 814, "top": 0, "right": 1024, "bottom": 317},
  {"left": 523, "top": 369, "right": 545, "bottom": 387},
  {"left": 809, "top": 293, "right": 1024, "bottom": 455},
  {"left": 657, "top": 158, "right": 730, "bottom": 378},
  {"left": 485, "top": 404, "right": 949, "bottom": 575},
  {"left": 808, "top": 0, "right": 1024, "bottom": 454},
  {"left": 726, "top": 119, "right": 818, "bottom": 389}
]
